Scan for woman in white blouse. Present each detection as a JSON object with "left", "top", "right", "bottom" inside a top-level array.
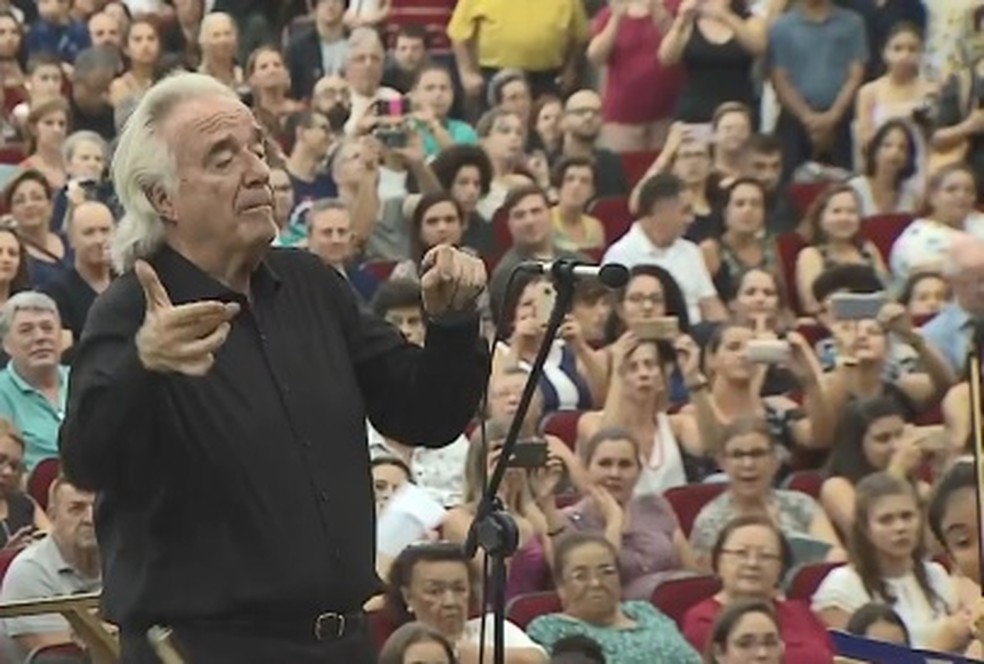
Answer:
[
  {"left": 847, "top": 119, "right": 922, "bottom": 218},
  {"left": 812, "top": 472, "right": 972, "bottom": 652},
  {"left": 890, "top": 163, "right": 984, "bottom": 285}
]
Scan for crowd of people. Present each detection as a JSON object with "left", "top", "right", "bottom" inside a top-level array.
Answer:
[{"left": 0, "top": 0, "right": 975, "bottom": 662}]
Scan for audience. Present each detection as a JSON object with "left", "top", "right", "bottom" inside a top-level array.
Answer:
[{"left": 0, "top": 5, "right": 975, "bottom": 663}]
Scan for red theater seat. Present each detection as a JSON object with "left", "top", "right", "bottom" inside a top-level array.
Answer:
[
  {"left": 506, "top": 591, "right": 561, "bottom": 630},
  {"left": 664, "top": 483, "right": 728, "bottom": 537}
]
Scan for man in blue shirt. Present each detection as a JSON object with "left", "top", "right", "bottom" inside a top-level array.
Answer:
[
  {"left": 766, "top": 0, "right": 867, "bottom": 179},
  {"left": 923, "top": 237, "right": 984, "bottom": 376},
  {"left": 26, "top": 0, "right": 91, "bottom": 63},
  {"left": 0, "top": 292, "right": 69, "bottom": 471}
]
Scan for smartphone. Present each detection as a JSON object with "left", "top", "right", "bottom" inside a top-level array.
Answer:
[
  {"left": 507, "top": 440, "right": 549, "bottom": 469},
  {"left": 746, "top": 339, "right": 791, "bottom": 364},
  {"left": 830, "top": 292, "right": 887, "bottom": 321},
  {"left": 635, "top": 316, "right": 679, "bottom": 341},
  {"left": 533, "top": 285, "right": 556, "bottom": 328},
  {"left": 374, "top": 96, "right": 411, "bottom": 118},
  {"left": 683, "top": 122, "right": 713, "bottom": 144}
]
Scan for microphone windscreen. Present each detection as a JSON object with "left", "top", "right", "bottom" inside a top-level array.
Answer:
[{"left": 598, "top": 263, "right": 629, "bottom": 289}]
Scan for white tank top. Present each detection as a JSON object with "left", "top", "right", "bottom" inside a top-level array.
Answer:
[{"left": 633, "top": 412, "right": 688, "bottom": 497}]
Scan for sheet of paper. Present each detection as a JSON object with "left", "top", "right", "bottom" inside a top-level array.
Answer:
[{"left": 376, "top": 483, "right": 446, "bottom": 557}]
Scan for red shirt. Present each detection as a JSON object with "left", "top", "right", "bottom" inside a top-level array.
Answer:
[
  {"left": 591, "top": 5, "right": 685, "bottom": 124},
  {"left": 683, "top": 597, "right": 835, "bottom": 664}
]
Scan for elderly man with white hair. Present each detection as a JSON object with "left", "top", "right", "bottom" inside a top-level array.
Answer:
[
  {"left": 59, "top": 72, "right": 489, "bottom": 663},
  {"left": 0, "top": 291, "right": 68, "bottom": 472},
  {"left": 922, "top": 234, "right": 984, "bottom": 374},
  {"left": 343, "top": 27, "right": 401, "bottom": 135}
]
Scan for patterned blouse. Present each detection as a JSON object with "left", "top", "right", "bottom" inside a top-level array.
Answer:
[
  {"left": 527, "top": 601, "right": 702, "bottom": 664},
  {"left": 689, "top": 489, "right": 819, "bottom": 557}
]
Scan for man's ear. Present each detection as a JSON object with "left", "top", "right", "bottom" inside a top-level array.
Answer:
[{"left": 146, "top": 184, "right": 176, "bottom": 222}]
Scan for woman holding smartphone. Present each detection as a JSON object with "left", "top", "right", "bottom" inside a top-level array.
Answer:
[
  {"left": 492, "top": 272, "right": 607, "bottom": 413},
  {"left": 577, "top": 333, "right": 710, "bottom": 494}
]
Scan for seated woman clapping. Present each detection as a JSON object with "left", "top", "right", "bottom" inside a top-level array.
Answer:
[
  {"left": 385, "top": 542, "right": 547, "bottom": 664},
  {"left": 689, "top": 418, "right": 842, "bottom": 569},
  {"left": 578, "top": 334, "right": 708, "bottom": 494},
  {"left": 683, "top": 515, "right": 835, "bottom": 664},
  {"left": 703, "top": 598, "right": 787, "bottom": 664},
  {"left": 526, "top": 533, "right": 702, "bottom": 664},
  {"left": 556, "top": 428, "right": 696, "bottom": 601},
  {"left": 813, "top": 472, "right": 967, "bottom": 651},
  {"left": 820, "top": 396, "right": 932, "bottom": 538}
]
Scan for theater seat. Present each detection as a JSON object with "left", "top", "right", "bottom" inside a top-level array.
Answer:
[
  {"left": 540, "top": 410, "right": 585, "bottom": 451},
  {"left": 782, "top": 470, "right": 823, "bottom": 500},
  {"left": 0, "top": 546, "right": 22, "bottom": 584},
  {"left": 861, "top": 214, "right": 913, "bottom": 264},
  {"left": 506, "top": 591, "right": 561, "bottom": 630},
  {"left": 785, "top": 561, "right": 844, "bottom": 601},
  {"left": 663, "top": 483, "right": 728, "bottom": 537},
  {"left": 590, "top": 196, "right": 633, "bottom": 243},
  {"left": 27, "top": 458, "right": 60, "bottom": 511},
  {"left": 774, "top": 232, "right": 808, "bottom": 315},
  {"left": 25, "top": 643, "right": 85, "bottom": 664},
  {"left": 650, "top": 573, "right": 721, "bottom": 628},
  {"left": 368, "top": 609, "right": 403, "bottom": 653},
  {"left": 788, "top": 182, "right": 829, "bottom": 217},
  {"left": 618, "top": 150, "right": 658, "bottom": 189},
  {"left": 360, "top": 260, "right": 398, "bottom": 282}
]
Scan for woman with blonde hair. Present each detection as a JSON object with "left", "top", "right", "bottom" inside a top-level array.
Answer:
[{"left": 19, "top": 97, "right": 69, "bottom": 191}]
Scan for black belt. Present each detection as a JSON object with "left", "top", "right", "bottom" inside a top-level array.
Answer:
[{"left": 167, "top": 610, "right": 367, "bottom": 643}]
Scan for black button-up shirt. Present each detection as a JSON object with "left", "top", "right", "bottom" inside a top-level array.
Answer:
[{"left": 59, "top": 246, "right": 488, "bottom": 629}]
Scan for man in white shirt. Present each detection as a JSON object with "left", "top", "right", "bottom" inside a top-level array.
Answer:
[
  {"left": 343, "top": 28, "right": 400, "bottom": 135},
  {"left": 603, "top": 173, "right": 726, "bottom": 324}
]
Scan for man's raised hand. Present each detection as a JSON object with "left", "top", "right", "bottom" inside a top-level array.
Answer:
[{"left": 134, "top": 260, "right": 240, "bottom": 376}]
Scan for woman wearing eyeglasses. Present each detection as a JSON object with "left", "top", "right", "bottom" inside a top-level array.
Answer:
[
  {"left": 688, "top": 418, "right": 842, "bottom": 570},
  {"left": 684, "top": 515, "right": 833, "bottom": 664},
  {"left": 703, "top": 598, "right": 785, "bottom": 664},
  {"left": 527, "top": 533, "right": 701, "bottom": 664}
]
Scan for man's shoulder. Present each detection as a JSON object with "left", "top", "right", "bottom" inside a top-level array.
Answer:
[{"left": 0, "top": 539, "right": 59, "bottom": 597}]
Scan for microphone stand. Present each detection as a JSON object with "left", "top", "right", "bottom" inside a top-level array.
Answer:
[{"left": 463, "top": 261, "right": 580, "bottom": 664}]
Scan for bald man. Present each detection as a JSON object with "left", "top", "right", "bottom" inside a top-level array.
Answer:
[
  {"left": 558, "top": 89, "right": 627, "bottom": 198},
  {"left": 923, "top": 235, "right": 984, "bottom": 374}
]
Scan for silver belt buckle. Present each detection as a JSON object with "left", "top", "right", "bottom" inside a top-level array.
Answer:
[{"left": 314, "top": 611, "right": 346, "bottom": 641}]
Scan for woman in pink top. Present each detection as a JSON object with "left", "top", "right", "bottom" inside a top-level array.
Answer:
[
  {"left": 683, "top": 514, "right": 835, "bottom": 664},
  {"left": 587, "top": 0, "right": 684, "bottom": 152}
]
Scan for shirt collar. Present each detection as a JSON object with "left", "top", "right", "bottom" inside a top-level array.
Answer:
[
  {"left": 149, "top": 244, "right": 282, "bottom": 306},
  {"left": 8, "top": 364, "right": 68, "bottom": 396},
  {"left": 630, "top": 222, "right": 677, "bottom": 256}
]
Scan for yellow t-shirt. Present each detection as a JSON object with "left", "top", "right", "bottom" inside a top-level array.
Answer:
[
  {"left": 551, "top": 207, "right": 606, "bottom": 252},
  {"left": 446, "top": 0, "right": 588, "bottom": 72}
]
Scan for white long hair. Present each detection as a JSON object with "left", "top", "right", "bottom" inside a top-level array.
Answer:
[{"left": 110, "top": 72, "right": 239, "bottom": 273}]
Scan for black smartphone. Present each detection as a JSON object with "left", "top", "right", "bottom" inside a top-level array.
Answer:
[
  {"left": 507, "top": 440, "right": 549, "bottom": 469},
  {"left": 374, "top": 96, "right": 411, "bottom": 118}
]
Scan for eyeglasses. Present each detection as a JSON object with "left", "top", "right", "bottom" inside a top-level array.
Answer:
[
  {"left": 723, "top": 448, "right": 772, "bottom": 462},
  {"left": 625, "top": 293, "right": 664, "bottom": 305},
  {"left": 730, "top": 633, "right": 783, "bottom": 651},
  {"left": 565, "top": 565, "right": 619, "bottom": 584},
  {"left": 720, "top": 548, "right": 781, "bottom": 563}
]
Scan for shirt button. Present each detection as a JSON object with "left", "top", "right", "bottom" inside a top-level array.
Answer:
[
  {"left": 301, "top": 439, "right": 312, "bottom": 449},
  {"left": 320, "top": 491, "right": 329, "bottom": 503}
]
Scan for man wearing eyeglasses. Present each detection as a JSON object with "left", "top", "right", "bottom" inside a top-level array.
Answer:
[{"left": 556, "top": 90, "right": 628, "bottom": 199}]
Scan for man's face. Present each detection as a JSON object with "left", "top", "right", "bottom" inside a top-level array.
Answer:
[
  {"left": 269, "top": 169, "right": 294, "bottom": 230},
  {"left": 201, "top": 14, "right": 237, "bottom": 59},
  {"left": 37, "top": 0, "right": 69, "bottom": 22},
  {"left": 51, "top": 484, "right": 97, "bottom": 553},
  {"left": 563, "top": 91, "right": 602, "bottom": 143},
  {"left": 345, "top": 42, "right": 384, "bottom": 96},
  {"left": 311, "top": 76, "right": 350, "bottom": 117},
  {"left": 3, "top": 308, "right": 61, "bottom": 373},
  {"left": 748, "top": 150, "right": 782, "bottom": 192},
  {"left": 643, "top": 194, "right": 691, "bottom": 246},
  {"left": 88, "top": 12, "right": 119, "bottom": 47},
  {"left": 316, "top": 0, "right": 345, "bottom": 28},
  {"left": 67, "top": 139, "right": 105, "bottom": 180},
  {"left": 394, "top": 35, "right": 426, "bottom": 72},
  {"left": 558, "top": 165, "right": 595, "bottom": 209},
  {"left": 307, "top": 207, "right": 352, "bottom": 269},
  {"left": 160, "top": 95, "right": 276, "bottom": 259},
  {"left": 384, "top": 305, "right": 425, "bottom": 346},
  {"left": 68, "top": 202, "right": 113, "bottom": 267},
  {"left": 507, "top": 194, "right": 551, "bottom": 249}
]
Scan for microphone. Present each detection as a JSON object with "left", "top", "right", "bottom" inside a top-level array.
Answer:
[{"left": 519, "top": 259, "right": 629, "bottom": 289}]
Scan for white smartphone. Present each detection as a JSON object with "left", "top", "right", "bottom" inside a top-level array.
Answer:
[
  {"left": 746, "top": 339, "right": 791, "bottom": 364},
  {"left": 830, "top": 293, "right": 887, "bottom": 321}
]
